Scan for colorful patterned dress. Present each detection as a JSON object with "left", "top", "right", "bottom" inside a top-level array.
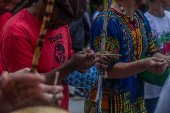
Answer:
[{"left": 84, "top": 8, "right": 157, "bottom": 113}]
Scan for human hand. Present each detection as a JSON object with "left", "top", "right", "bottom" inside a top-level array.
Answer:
[
  {"left": 68, "top": 48, "right": 96, "bottom": 72},
  {"left": 31, "top": 84, "right": 64, "bottom": 107},
  {"left": 143, "top": 57, "right": 169, "bottom": 75},
  {"left": 9, "top": 68, "right": 40, "bottom": 76},
  {"left": 0, "top": 72, "right": 45, "bottom": 113},
  {"left": 95, "top": 51, "right": 111, "bottom": 70}
]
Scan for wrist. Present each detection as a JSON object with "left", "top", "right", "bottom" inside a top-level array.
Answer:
[
  {"left": 65, "top": 60, "right": 76, "bottom": 72},
  {"left": 139, "top": 59, "right": 147, "bottom": 71}
]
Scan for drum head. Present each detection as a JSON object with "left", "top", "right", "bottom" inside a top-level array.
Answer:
[{"left": 11, "top": 106, "right": 70, "bottom": 113}]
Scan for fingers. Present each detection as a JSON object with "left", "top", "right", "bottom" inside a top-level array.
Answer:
[
  {"left": 152, "top": 61, "right": 166, "bottom": 68},
  {"left": 157, "top": 62, "right": 169, "bottom": 75},
  {"left": 95, "top": 60, "right": 108, "bottom": 69},
  {"left": 76, "top": 50, "right": 95, "bottom": 61},
  {"left": 76, "top": 51, "right": 85, "bottom": 54},
  {"left": 100, "top": 56, "right": 111, "bottom": 64},
  {"left": 148, "top": 58, "right": 169, "bottom": 75},
  {"left": 40, "top": 84, "right": 63, "bottom": 94},
  {"left": 0, "top": 73, "right": 8, "bottom": 89},
  {"left": 86, "top": 47, "right": 94, "bottom": 54},
  {"left": 88, "top": 58, "right": 97, "bottom": 68},
  {"left": 4, "top": 74, "right": 45, "bottom": 90},
  {"left": 16, "top": 85, "right": 44, "bottom": 101},
  {"left": 11, "top": 73, "right": 45, "bottom": 84},
  {"left": 21, "top": 68, "right": 31, "bottom": 73},
  {"left": 100, "top": 64, "right": 109, "bottom": 70},
  {"left": 13, "top": 68, "right": 31, "bottom": 74},
  {"left": 152, "top": 57, "right": 164, "bottom": 62},
  {"left": 35, "top": 92, "right": 63, "bottom": 107},
  {"left": 95, "top": 55, "right": 110, "bottom": 70},
  {"left": 1, "top": 84, "right": 45, "bottom": 108},
  {"left": 86, "top": 52, "right": 96, "bottom": 61},
  {"left": 54, "top": 91, "right": 64, "bottom": 102}
]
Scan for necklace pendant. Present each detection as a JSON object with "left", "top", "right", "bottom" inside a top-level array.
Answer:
[{"left": 120, "top": 7, "right": 123, "bottom": 10}]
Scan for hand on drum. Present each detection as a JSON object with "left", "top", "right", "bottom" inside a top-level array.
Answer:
[
  {"left": 144, "top": 57, "right": 169, "bottom": 75},
  {"left": 0, "top": 70, "right": 45, "bottom": 113}
]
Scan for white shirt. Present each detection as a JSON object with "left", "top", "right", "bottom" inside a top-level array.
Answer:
[
  {"left": 144, "top": 11, "right": 170, "bottom": 99},
  {"left": 92, "top": 10, "right": 100, "bottom": 20}
]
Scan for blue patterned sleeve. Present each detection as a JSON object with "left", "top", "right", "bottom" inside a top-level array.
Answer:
[
  {"left": 64, "top": 66, "right": 98, "bottom": 88},
  {"left": 144, "top": 15, "right": 157, "bottom": 56},
  {"left": 90, "top": 12, "right": 122, "bottom": 69}
]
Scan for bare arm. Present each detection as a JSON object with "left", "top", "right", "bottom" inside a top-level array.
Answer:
[
  {"left": 44, "top": 51, "right": 97, "bottom": 85},
  {"left": 44, "top": 60, "right": 75, "bottom": 84},
  {"left": 107, "top": 60, "right": 145, "bottom": 79},
  {"left": 107, "top": 57, "right": 168, "bottom": 79},
  {"left": 44, "top": 50, "right": 110, "bottom": 85}
]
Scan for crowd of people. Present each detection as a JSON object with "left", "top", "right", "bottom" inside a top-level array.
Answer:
[{"left": 0, "top": 0, "right": 170, "bottom": 113}]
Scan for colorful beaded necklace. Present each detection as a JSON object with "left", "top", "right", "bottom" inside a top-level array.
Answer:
[{"left": 116, "top": 0, "right": 137, "bottom": 21}]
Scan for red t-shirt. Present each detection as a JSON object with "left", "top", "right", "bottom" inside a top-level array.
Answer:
[
  {"left": 0, "top": 12, "right": 11, "bottom": 75},
  {"left": 0, "top": 9, "right": 74, "bottom": 109},
  {"left": 0, "top": 12, "right": 12, "bottom": 32},
  {"left": 0, "top": 58, "right": 3, "bottom": 75}
]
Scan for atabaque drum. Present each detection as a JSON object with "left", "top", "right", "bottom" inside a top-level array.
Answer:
[
  {"left": 138, "top": 57, "right": 170, "bottom": 86},
  {"left": 11, "top": 106, "right": 70, "bottom": 113}
]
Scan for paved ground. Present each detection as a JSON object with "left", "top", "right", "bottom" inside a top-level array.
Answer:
[{"left": 69, "top": 96, "right": 85, "bottom": 113}]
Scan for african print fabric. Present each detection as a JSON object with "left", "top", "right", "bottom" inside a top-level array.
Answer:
[{"left": 85, "top": 8, "right": 157, "bottom": 113}]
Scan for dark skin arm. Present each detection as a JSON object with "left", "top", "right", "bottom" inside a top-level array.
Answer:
[
  {"left": 44, "top": 49, "right": 97, "bottom": 84},
  {"left": 44, "top": 49, "right": 111, "bottom": 85}
]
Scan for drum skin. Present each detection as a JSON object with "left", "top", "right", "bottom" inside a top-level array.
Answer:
[
  {"left": 11, "top": 106, "right": 70, "bottom": 113},
  {"left": 138, "top": 57, "right": 170, "bottom": 86}
]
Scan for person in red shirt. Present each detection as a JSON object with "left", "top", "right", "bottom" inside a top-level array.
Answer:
[
  {"left": 0, "top": 0, "right": 110, "bottom": 110},
  {"left": 0, "top": 0, "right": 64, "bottom": 112},
  {"left": 0, "top": 12, "right": 12, "bottom": 31},
  {"left": 0, "top": 0, "right": 18, "bottom": 31}
]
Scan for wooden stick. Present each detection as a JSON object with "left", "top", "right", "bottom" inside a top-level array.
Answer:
[
  {"left": 85, "top": 52, "right": 122, "bottom": 56},
  {"left": 95, "top": 53, "right": 122, "bottom": 56},
  {"left": 30, "top": 0, "right": 55, "bottom": 73},
  {"left": 54, "top": 72, "right": 59, "bottom": 85},
  {"left": 53, "top": 72, "right": 59, "bottom": 107}
]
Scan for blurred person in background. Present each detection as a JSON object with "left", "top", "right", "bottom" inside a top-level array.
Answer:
[
  {"left": 154, "top": 75, "right": 170, "bottom": 113},
  {"left": 92, "top": 4, "right": 104, "bottom": 20},
  {"left": 138, "top": 0, "right": 149, "bottom": 13},
  {"left": 68, "top": 0, "right": 92, "bottom": 97},
  {"left": 144, "top": 0, "right": 170, "bottom": 113}
]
